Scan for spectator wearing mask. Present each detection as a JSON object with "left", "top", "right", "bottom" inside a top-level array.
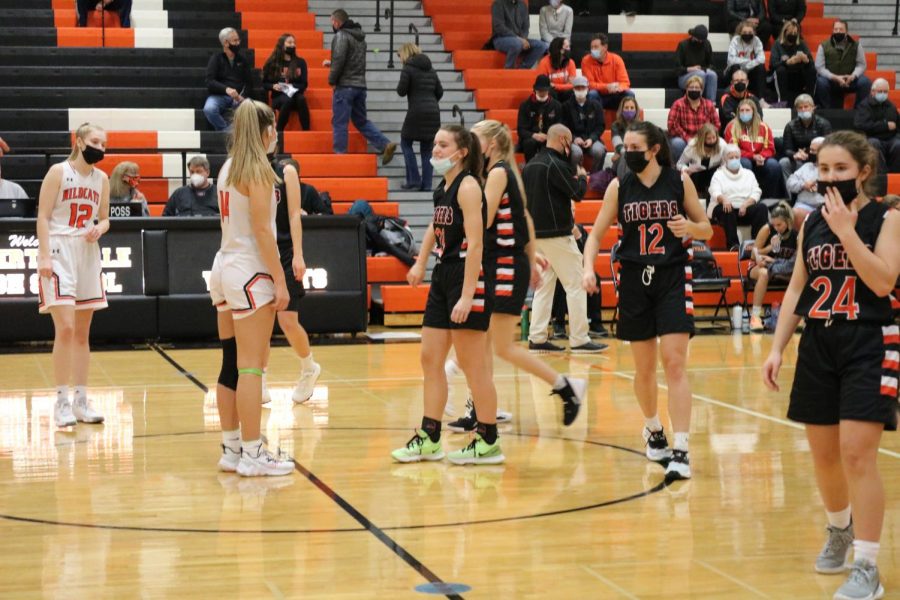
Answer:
[
  {"left": 561, "top": 76, "right": 607, "bottom": 173},
  {"left": 610, "top": 95, "right": 642, "bottom": 179},
  {"left": 780, "top": 94, "right": 831, "bottom": 182},
  {"left": 786, "top": 136, "right": 825, "bottom": 227},
  {"left": 724, "top": 99, "right": 783, "bottom": 199},
  {"left": 326, "top": 10, "right": 397, "bottom": 163},
  {"left": 76, "top": 0, "right": 131, "bottom": 27},
  {"left": 162, "top": 157, "right": 218, "bottom": 217},
  {"left": 204, "top": 28, "right": 254, "bottom": 132},
  {"left": 726, "top": 0, "right": 773, "bottom": 48},
  {"left": 814, "top": 19, "right": 872, "bottom": 109},
  {"left": 854, "top": 78, "right": 900, "bottom": 178},
  {"left": 708, "top": 144, "right": 767, "bottom": 249},
  {"left": 668, "top": 75, "right": 721, "bottom": 163},
  {"left": 767, "top": 0, "right": 806, "bottom": 41},
  {"left": 539, "top": 0, "right": 573, "bottom": 43},
  {"left": 676, "top": 122, "right": 727, "bottom": 198},
  {"left": 720, "top": 68, "right": 763, "bottom": 132},
  {"left": 0, "top": 158, "right": 28, "bottom": 200},
  {"left": 109, "top": 161, "right": 148, "bottom": 216},
  {"left": 397, "top": 43, "right": 443, "bottom": 191},
  {"left": 581, "top": 33, "right": 634, "bottom": 110},
  {"left": 726, "top": 21, "right": 767, "bottom": 100},
  {"left": 517, "top": 74, "right": 563, "bottom": 162},
  {"left": 675, "top": 25, "right": 718, "bottom": 102},
  {"left": 770, "top": 19, "right": 816, "bottom": 106},
  {"left": 538, "top": 37, "right": 576, "bottom": 103},
  {"left": 491, "top": 0, "right": 549, "bottom": 69},
  {"left": 262, "top": 33, "right": 311, "bottom": 142}
]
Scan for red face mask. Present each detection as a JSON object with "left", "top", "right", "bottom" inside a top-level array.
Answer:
[{"left": 125, "top": 175, "right": 141, "bottom": 188}]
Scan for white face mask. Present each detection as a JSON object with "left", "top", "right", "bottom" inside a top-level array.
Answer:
[
  {"left": 574, "top": 89, "right": 588, "bottom": 102},
  {"left": 266, "top": 126, "right": 277, "bottom": 154},
  {"left": 190, "top": 173, "right": 207, "bottom": 188},
  {"left": 430, "top": 150, "right": 459, "bottom": 176}
]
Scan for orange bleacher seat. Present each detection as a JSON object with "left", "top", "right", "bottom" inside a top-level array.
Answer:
[
  {"left": 306, "top": 178, "right": 388, "bottom": 201},
  {"left": 56, "top": 27, "right": 133, "bottom": 47},
  {"left": 424, "top": 0, "right": 492, "bottom": 14},
  {"left": 256, "top": 48, "right": 330, "bottom": 69},
  {"left": 575, "top": 201, "right": 603, "bottom": 224},
  {"left": 240, "top": 13, "right": 315, "bottom": 30},
  {"left": 464, "top": 69, "right": 538, "bottom": 90},
  {"left": 333, "top": 202, "right": 399, "bottom": 217},
  {"left": 72, "top": 131, "right": 157, "bottom": 150},
  {"left": 53, "top": 9, "right": 120, "bottom": 28},
  {"left": 96, "top": 154, "right": 164, "bottom": 177},
  {"left": 453, "top": 50, "right": 505, "bottom": 70},
  {"left": 431, "top": 15, "right": 491, "bottom": 34},
  {"left": 807, "top": 3, "right": 824, "bottom": 17},
  {"left": 148, "top": 204, "right": 165, "bottom": 217},
  {"left": 247, "top": 30, "right": 323, "bottom": 51},
  {"left": 291, "top": 154, "right": 377, "bottom": 177},
  {"left": 714, "top": 251, "right": 740, "bottom": 278},
  {"left": 485, "top": 109, "right": 518, "bottom": 128},
  {"left": 282, "top": 131, "right": 367, "bottom": 153},
  {"left": 475, "top": 90, "right": 524, "bottom": 110},
  {"left": 797, "top": 17, "right": 836, "bottom": 34},
  {"left": 709, "top": 225, "right": 728, "bottom": 250},
  {"left": 622, "top": 33, "right": 684, "bottom": 52},
  {"left": 236, "top": 0, "right": 308, "bottom": 11},
  {"left": 367, "top": 256, "right": 410, "bottom": 283},
  {"left": 138, "top": 179, "right": 170, "bottom": 203},
  {"left": 442, "top": 31, "right": 492, "bottom": 52},
  {"left": 593, "top": 253, "right": 619, "bottom": 279},
  {"left": 382, "top": 284, "right": 430, "bottom": 313},
  {"left": 582, "top": 225, "right": 619, "bottom": 250},
  {"left": 888, "top": 174, "right": 899, "bottom": 195}
]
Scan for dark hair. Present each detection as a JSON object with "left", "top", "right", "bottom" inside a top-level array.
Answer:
[
  {"left": 626, "top": 121, "right": 672, "bottom": 168},
  {"left": 263, "top": 33, "right": 298, "bottom": 82},
  {"left": 440, "top": 124, "right": 483, "bottom": 182},
  {"left": 592, "top": 33, "right": 608, "bottom": 46},
  {"left": 612, "top": 95, "right": 642, "bottom": 131},
  {"left": 731, "top": 68, "right": 749, "bottom": 81},
  {"left": 834, "top": 18, "right": 849, "bottom": 30},
  {"left": 332, "top": 9, "right": 348, "bottom": 23},
  {"left": 819, "top": 130, "right": 878, "bottom": 197},
  {"left": 279, "top": 157, "right": 300, "bottom": 173},
  {"left": 548, "top": 37, "right": 569, "bottom": 71}
]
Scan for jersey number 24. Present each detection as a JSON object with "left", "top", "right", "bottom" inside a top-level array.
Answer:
[{"left": 809, "top": 275, "right": 860, "bottom": 320}]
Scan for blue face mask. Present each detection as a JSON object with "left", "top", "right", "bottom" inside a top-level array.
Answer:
[
  {"left": 739, "top": 112, "right": 753, "bottom": 124},
  {"left": 591, "top": 49, "right": 602, "bottom": 60},
  {"left": 430, "top": 150, "right": 459, "bottom": 176},
  {"left": 874, "top": 92, "right": 888, "bottom": 103},
  {"left": 727, "top": 159, "right": 742, "bottom": 172},
  {"left": 798, "top": 111, "right": 813, "bottom": 121}
]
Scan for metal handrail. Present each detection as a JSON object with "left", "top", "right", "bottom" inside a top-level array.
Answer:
[
  {"left": 409, "top": 22, "right": 419, "bottom": 47},
  {"left": 375, "top": 0, "right": 381, "bottom": 32},
  {"left": 451, "top": 104, "right": 465, "bottom": 127},
  {"left": 893, "top": 0, "right": 899, "bottom": 35},
  {"left": 386, "top": 1, "right": 396, "bottom": 69}
]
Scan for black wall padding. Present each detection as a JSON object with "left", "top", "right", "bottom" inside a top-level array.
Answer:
[{"left": 142, "top": 230, "right": 168, "bottom": 296}]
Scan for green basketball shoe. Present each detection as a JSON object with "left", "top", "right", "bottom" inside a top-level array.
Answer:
[
  {"left": 391, "top": 430, "right": 445, "bottom": 463},
  {"left": 447, "top": 434, "right": 505, "bottom": 465}
]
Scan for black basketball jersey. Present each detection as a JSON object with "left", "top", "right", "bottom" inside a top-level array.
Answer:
[
  {"left": 765, "top": 228, "right": 798, "bottom": 260},
  {"left": 485, "top": 161, "right": 529, "bottom": 258},
  {"left": 432, "top": 170, "right": 485, "bottom": 263},
  {"left": 271, "top": 159, "right": 292, "bottom": 247},
  {"left": 795, "top": 201, "right": 892, "bottom": 322},
  {"left": 616, "top": 168, "right": 688, "bottom": 266}
]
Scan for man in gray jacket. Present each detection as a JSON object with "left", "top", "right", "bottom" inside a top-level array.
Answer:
[
  {"left": 491, "top": 0, "right": 549, "bottom": 69},
  {"left": 327, "top": 9, "right": 397, "bottom": 163}
]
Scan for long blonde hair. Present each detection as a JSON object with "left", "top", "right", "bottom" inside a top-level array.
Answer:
[
  {"left": 471, "top": 119, "right": 526, "bottom": 203},
  {"left": 69, "top": 122, "right": 105, "bottom": 161},
  {"left": 225, "top": 100, "right": 279, "bottom": 189},
  {"left": 693, "top": 123, "right": 720, "bottom": 159},
  {"left": 731, "top": 98, "right": 762, "bottom": 143},
  {"left": 398, "top": 42, "right": 421, "bottom": 64},
  {"left": 109, "top": 161, "right": 139, "bottom": 199}
]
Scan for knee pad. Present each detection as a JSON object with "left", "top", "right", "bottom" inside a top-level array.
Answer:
[{"left": 218, "top": 337, "right": 238, "bottom": 391}]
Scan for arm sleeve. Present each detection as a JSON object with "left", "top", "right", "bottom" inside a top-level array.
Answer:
[
  {"left": 434, "top": 74, "right": 444, "bottom": 100},
  {"left": 262, "top": 67, "right": 276, "bottom": 92},
  {"left": 786, "top": 166, "right": 807, "bottom": 193},
  {"left": 667, "top": 103, "right": 686, "bottom": 139},
  {"left": 760, "top": 125, "right": 775, "bottom": 158},
  {"left": 745, "top": 38, "right": 765, "bottom": 70},
  {"left": 162, "top": 190, "right": 179, "bottom": 216},
  {"left": 611, "top": 125, "right": 624, "bottom": 153},
  {"left": 328, "top": 33, "right": 348, "bottom": 86},
  {"left": 293, "top": 58, "right": 308, "bottom": 93},
  {"left": 854, "top": 101, "right": 887, "bottom": 135},
  {"left": 853, "top": 42, "right": 866, "bottom": 78},
  {"left": 770, "top": 43, "right": 785, "bottom": 71},
  {"left": 591, "top": 104, "right": 605, "bottom": 139},
  {"left": 749, "top": 172, "right": 762, "bottom": 201},
  {"left": 491, "top": 3, "right": 517, "bottom": 38},
  {"left": 549, "top": 159, "right": 587, "bottom": 201},
  {"left": 708, "top": 171, "right": 723, "bottom": 199},
  {"left": 563, "top": 9, "right": 573, "bottom": 39},
  {"left": 396, "top": 67, "right": 410, "bottom": 97},
  {"left": 618, "top": 56, "right": 631, "bottom": 89},
  {"left": 782, "top": 123, "right": 796, "bottom": 154},
  {"left": 710, "top": 103, "right": 721, "bottom": 131},
  {"left": 517, "top": 102, "right": 536, "bottom": 139},
  {"left": 675, "top": 41, "right": 688, "bottom": 75},
  {"left": 539, "top": 9, "right": 550, "bottom": 42},
  {"left": 206, "top": 54, "right": 228, "bottom": 95},
  {"left": 815, "top": 45, "right": 831, "bottom": 78},
  {"left": 727, "top": 39, "right": 741, "bottom": 68}
]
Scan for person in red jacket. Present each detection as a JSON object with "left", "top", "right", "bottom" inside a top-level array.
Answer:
[
  {"left": 724, "top": 99, "right": 784, "bottom": 198},
  {"left": 667, "top": 75, "right": 721, "bottom": 162},
  {"left": 580, "top": 33, "right": 634, "bottom": 109}
]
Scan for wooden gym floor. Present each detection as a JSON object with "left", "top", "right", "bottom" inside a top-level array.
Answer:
[{"left": 0, "top": 333, "right": 897, "bottom": 599}]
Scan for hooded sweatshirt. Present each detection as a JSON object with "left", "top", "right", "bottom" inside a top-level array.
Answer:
[{"left": 329, "top": 20, "right": 367, "bottom": 88}]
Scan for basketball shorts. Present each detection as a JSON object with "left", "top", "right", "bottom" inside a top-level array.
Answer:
[
  {"left": 487, "top": 253, "right": 530, "bottom": 316},
  {"left": 209, "top": 251, "right": 275, "bottom": 320},
  {"left": 278, "top": 243, "right": 306, "bottom": 313},
  {"left": 789, "top": 320, "right": 899, "bottom": 430},
  {"left": 422, "top": 260, "right": 493, "bottom": 331},
  {"left": 616, "top": 261, "right": 695, "bottom": 342},
  {"left": 38, "top": 235, "right": 107, "bottom": 313}
]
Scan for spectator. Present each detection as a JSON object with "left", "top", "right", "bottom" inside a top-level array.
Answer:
[
  {"left": 725, "top": 21, "right": 767, "bottom": 100},
  {"left": 676, "top": 25, "right": 718, "bottom": 102},
  {"left": 538, "top": 37, "right": 576, "bottom": 103},
  {"left": 491, "top": 0, "right": 549, "bottom": 69},
  {"left": 726, "top": 0, "right": 772, "bottom": 48},
  {"left": 561, "top": 76, "right": 607, "bottom": 172},
  {"left": 814, "top": 19, "right": 872, "bottom": 109},
  {"left": 524, "top": 124, "right": 603, "bottom": 353},
  {"left": 397, "top": 43, "right": 443, "bottom": 191},
  {"left": 854, "top": 78, "right": 900, "bottom": 181},
  {"left": 326, "top": 10, "right": 397, "bottom": 163},
  {"left": 262, "top": 33, "right": 311, "bottom": 145},
  {"left": 581, "top": 33, "right": 634, "bottom": 110},
  {"left": 667, "top": 75, "right": 721, "bottom": 162},
  {"left": 770, "top": 19, "right": 816, "bottom": 106},
  {"left": 676, "top": 122, "right": 727, "bottom": 198},
  {"left": 720, "top": 68, "right": 763, "bottom": 128},
  {"left": 0, "top": 158, "right": 28, "bottom": 199},
  {"left": 610, "top": 95, "right": 642, "bottom": 178},
  {"left": 109, "top": 161, "right": 148, "bottom": 216},
  {"left": 299, "top": 181, "right": 332, "bottom": 215},
  {"left": 539, "top": 0, "right": 574, "bottom": 43},
  {"left": 786, "top": 136, "right": 825, "bottom": 227},
  {"left": 162, "top": 157, "right": 218, "bottom": 217},
  {"left": 724, "top": 99, "right": 783, "bottom": 198},
  {"left": 76, "top": 0, "right": 131, "bottom": 27},
  {"left": 517, "top": 74, "right": 563, "bottom": 162},
  {"left": 204, "top": 28, "right": 254, "bottom": 132},
  {"left": 779, "top": 93, "right": 831, "bottom": 183},
  {"left": 767, "top": 0, "right": 806, "bottom": 41},
  {"left": 707, "top": 144, "right": 767, "bottom": 249},
  {"left": 747, "top": 201, "right": 797, "bottom": 331}
]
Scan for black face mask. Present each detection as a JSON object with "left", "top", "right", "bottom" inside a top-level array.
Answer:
[
  {"left": 741, "top": 33, "right": 754, "bottom": 43},
  {"left": 733, "top": 81, "right": 747, "bottom": 93},
  {"left": 832, "top": 33, "right": 846, "bottom": 43},
  {"left": 229, "top": 42, "right": 241, "bottom": 53},
  {"left": 786, "top": 34, "right": 798, "bottom": 43},
  {"left": 687, "top": 90, "right": 702, "bottom": 100},
  {"left": 810, "top": 153, "right": 817, "bottom": 164},
  {"left": 625, "top": 150, "right": 651, "bottom": 173},
  {"left": 81, "top": 144, "right": 104, "bottom": 165},
  {"left": 817, "top": 178, "right": 859, "bottom": 204},
  {"left": 704, "top": 142, "right": 718, "bottom": 149},
  {"left": 285, "top": 47, "right": 296, "bottom": 56}
]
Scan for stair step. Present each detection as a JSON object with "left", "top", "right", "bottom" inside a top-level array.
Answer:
[{"left": 314, "top": 15, "right": 433, "bottom": 29}]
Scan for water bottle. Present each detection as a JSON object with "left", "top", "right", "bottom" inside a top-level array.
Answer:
[
  {"left": 741, "top": 307, "right": 750, "bottom": 334},
  {"left": 771, "top": 234, "right": 781, "bottom": 255},
  {"left": 731, "top": 305, "right": 743, "bottom": 330}
]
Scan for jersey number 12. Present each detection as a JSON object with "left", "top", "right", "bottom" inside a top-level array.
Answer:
[{"left": 638, "top": 223, "right": 665, "bottom": 255}]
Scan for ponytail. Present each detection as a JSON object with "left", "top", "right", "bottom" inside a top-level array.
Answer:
[
  {"left": 771, "top": 200, "right": 794, "bottom": 230},
  {"left": 626, "top": 121, "right": 672, "bottom": 168},
  {"left": 440, "top": 124, "right": 483, "bottom": 184},
  {"left": 471, "top": 119, "right": 526, "bottom": 202}
]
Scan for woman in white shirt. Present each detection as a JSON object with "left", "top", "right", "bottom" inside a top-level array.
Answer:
[
  {"left": 786, "top": 136, "right": 826, "bottom": 228},
  {"left": 725, "top": 20, "right": 767, "bottom": 100},
  {"left": 676, "top": 122, "right": 726, "bottom": 199},
  {"left": 707, "top": 144, "right": 769, "bottom": 249}
]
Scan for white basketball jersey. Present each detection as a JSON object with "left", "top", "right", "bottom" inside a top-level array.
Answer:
[
  {"left": 217, "top": 159, "right": 277, "bottom": 257},
  {"left": 50, "top": 161, "right": 104, "bottom": 236}
]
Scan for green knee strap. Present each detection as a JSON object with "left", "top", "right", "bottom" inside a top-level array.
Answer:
[{"left": 238, "top": 368, "right": 264, "bottom": 377}]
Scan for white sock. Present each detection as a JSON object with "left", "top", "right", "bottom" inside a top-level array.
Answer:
[
  {"left": 241, "top": 438, "right": 262, "bottom": 457},
  {"left": 73, "top": 386, "right": 87, "bottom": 403},
  {"left": 56, "top": 385, "right": 69, "bottom": 404},
  {"left": 674, "top": 432, "right": 690, "bottom": 452},
  {"left": 853, "top": 540, "right": 879, "bottom": 566},
  {"left": 826, "top": 506, "right": 852, "bottom": 530},
  {"left": 222, "top": 429, "right": 241, "bottom": 452},
  {"left": 645, "top": 415, "right": 662, "bottom": 432},
  {"left": 751, "top": 306, "right": 761, "bottom": 317},
  {"left": 300, "top": 353, "right": 315, "bottom": 371},
  {"left": 553, "top": 375, "right": 566, "bottom": 390}
]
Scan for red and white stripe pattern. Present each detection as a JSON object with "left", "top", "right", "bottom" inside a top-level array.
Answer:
[
  {"left": 495, "top": 194, "right": 516, "bottom": 248},
  {"left": 495, "top": 256, "right": 515, "bottom": 297},
  {"left": 882, "top": 324, "right": 899, "bottom": 399},
  {"left": 460, "top": 238, "right": 468, "bottom": 259},
  {"left": 683, "top": 265, "right": 694, "bottom": 316},
  {"left": 472, "top": 268, "right": 487, "bottom": 313}
]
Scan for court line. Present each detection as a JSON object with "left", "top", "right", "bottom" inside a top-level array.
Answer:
[
  {"left": 580, "top": 566, "right": 640, "bottom": 600},
  {"left": 693, "top": 559, "right": 771, "bottom": 598},
  {"left": 149, "top": 343, "right": 209, "bottom": 393}
]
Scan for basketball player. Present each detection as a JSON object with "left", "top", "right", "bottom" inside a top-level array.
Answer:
[
  {"left": 763, "top": 131, "right": 899, "bottom": 600},
  {"left": 209, "top": 100, "right": 293, "bottom": 477},
  {"left": 582, "top": 121, "right": 712, "bottom": 482},
  {"left": 747, "top": 201, "right": 797, "bottom": 332},
  {"left": 392, "top": 124, "right": 503, "bottom": 465},
  {"left": 37, "top": 122, "right": 110, "bottom": 428}
]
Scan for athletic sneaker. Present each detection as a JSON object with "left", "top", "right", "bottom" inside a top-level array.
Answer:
[
  {"left": 261, "top": 374, "right": 272, "bottom": 405},
  {"left": 447, "top": 434, "right": 505, "bottom": 465},
  {"left": 570, "top": 341, "right": 608, "bottom": 353},
  {"left": 589, "top": 322, "right": 610, "bottom": 338},
  {"left": 392, "top": 430, "right": 445, "bottom": 463},
  {"left": 551, "top": 321, "right": 567, "bottom": 340},
  {"left": 833, "top": 560, "right": 884, "bottom": 600},
  {"left": 665, "top": 449, "right": 691, "bottom": 481},
  {"left": 218, "top": 444, "right": 241, "bottom": 472},
  {"left": 496, "top": 410, "right": 513, "bottom": 423},
  {"left": 750, "top": 314, "right": 765, "bottom": 332},
  {"left": 447, "top": 398, "right": 477, "bottom": 432},
  {"left": 643, "top": 427, "right": 673, "bottom": 463},
  {"left": 817, "top": 523, "right": 855, "bottom": 574},
  {"left": 529, "top": 340, "right": 565, "bottom": 354},
  {"left": 381, "top": 142, "right": 398, "bottom": 166},
  {"left": 292, "top": 361, "right": 321, "bottom": 404},
  {"left": 73, "top": 397, "right": 104, "bottom": 424},
  {"left": 236, "top": 445, "right": 294, "bottom": 477},
  {"left": 54, "top": 399, "right": 76, "bottom": 428},
  {"left": 551, "top": 377, "right": 586, "bottom": 426}
]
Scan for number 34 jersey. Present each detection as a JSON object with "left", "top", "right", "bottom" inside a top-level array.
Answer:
[
  {"left": 616, "top": 168, "right": 689, "bottom": 267},
  {"left": 796, "top": 201, "right": 893, "bottom": 323},
  {"left": 50, "top": 161, "right": 104, "bottom": 236}
]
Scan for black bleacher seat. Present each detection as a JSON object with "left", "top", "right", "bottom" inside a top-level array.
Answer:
[{"left": 0, "top": 47, "right": 231, "bottom": 68}]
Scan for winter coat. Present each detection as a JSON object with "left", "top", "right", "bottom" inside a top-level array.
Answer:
[
  {"left": 854, "top": 96, "right": 900, "bottom": 142},
  {"left": 561, "top": 96, "right": 605, "bottom": 141},
  {"left": 329, "top": 20, "right": 367, "bottom": 88},
  {"left": 397, "top": 53, "right": 444, "bottom": 142}
]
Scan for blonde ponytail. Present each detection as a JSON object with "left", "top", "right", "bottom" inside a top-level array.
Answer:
[
  {"left": 225, "top": 100, "right": 279, "bottom": 190},
  {"left": 69, "top": 122, "right": 105, "bottom": 161},
  {"left": 472, "top": 119, "right": 526, "bottom": 204}
]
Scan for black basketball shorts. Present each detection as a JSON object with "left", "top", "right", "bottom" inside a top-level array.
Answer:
[
  {"left": 423, "top": 260, "right": 493, "bottom": 331},
  {"left": 616, "top": 261, "right": 696, "bottom": 342},
  {"left": 278, "top": 244, "right": 306, "bottom": 313},
  {"left": 488, "top": 253, "right": 530, "bottom": 316}
]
